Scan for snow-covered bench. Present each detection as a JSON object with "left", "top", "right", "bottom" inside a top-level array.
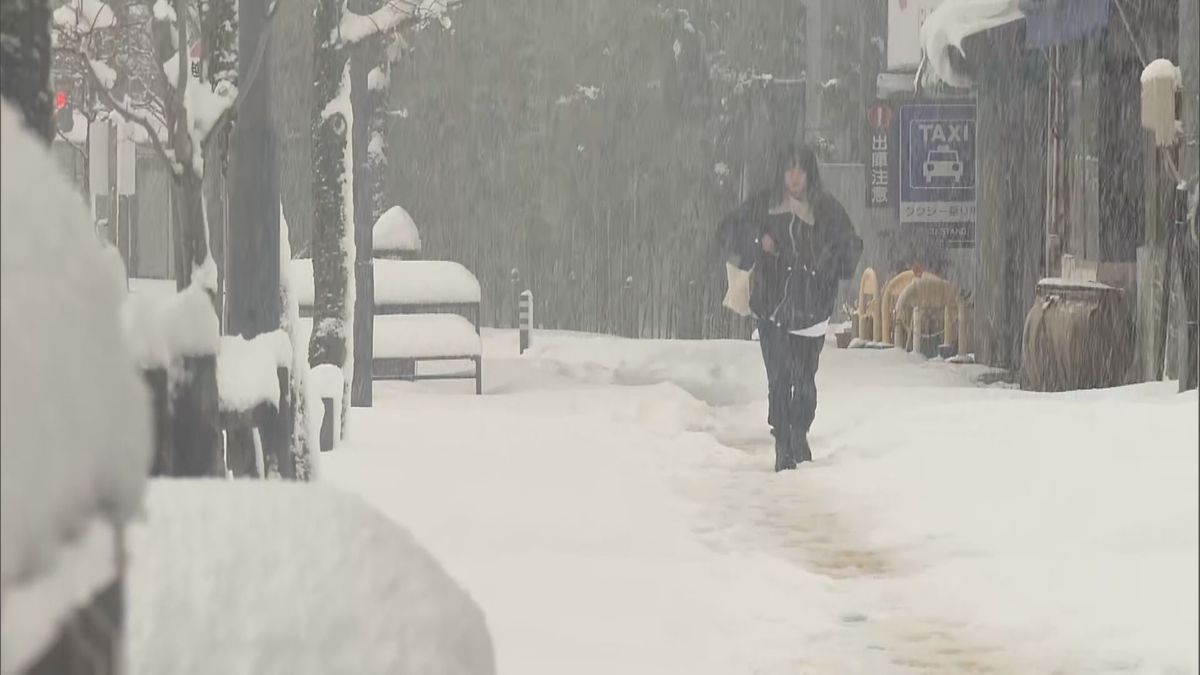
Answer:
[{"left": 291, "top": 258, "right": 483, "bottom": 394}]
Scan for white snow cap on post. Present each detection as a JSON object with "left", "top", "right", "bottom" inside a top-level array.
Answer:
[
  {"left": 1141, "top": 59, "right": 1182, "bottom": 148},
  {"left": 373, "top": 205, "right": 422, "bottom": 253},
  {"left": 920, "top": 0, "right": 1026, "bottom": 87},
  {"left": 216, "top": 332, "right": 291, "bottom": 413},
  {"left": 0, "top": 101, "right": 152, "bottom": 668}
]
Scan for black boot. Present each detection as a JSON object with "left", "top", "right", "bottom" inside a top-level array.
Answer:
[
  {"left": 774, "top": 430, "right": 797, "bottom": 472},
  {"left": 793, "top": 434, "right": 812, "bottom": 464}
]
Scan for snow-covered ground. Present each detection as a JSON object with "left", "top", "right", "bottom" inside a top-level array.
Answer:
[{"left": 325, "top": 329, "right": 1198, "bottom": 675}]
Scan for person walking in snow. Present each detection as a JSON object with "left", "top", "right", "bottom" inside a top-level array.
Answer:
[{"left": 717, "top": 142, "right": 862, "bottom": 471}]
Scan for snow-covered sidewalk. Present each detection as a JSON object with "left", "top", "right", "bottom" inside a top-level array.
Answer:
[{"left": 325, "top": 330, "right": 1198, "bottom": 674}]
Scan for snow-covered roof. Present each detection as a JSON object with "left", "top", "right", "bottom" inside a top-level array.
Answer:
[
  {"left": 920, "top": 0, "right": 1025, "bottom": 87},
  {"left": 290, "top": 259, "right": 482, "bottom": 307},
  {"left": 0, "top": 98, "right": 151, "bottom": 613},
  {"left": 126, "top": 480, "right": 495, "bottom": 675},
  {"left": 374, "top": 205, "right": 422, "bottom": 252}
]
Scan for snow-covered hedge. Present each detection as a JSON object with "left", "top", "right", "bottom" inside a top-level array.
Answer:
[
  {"left": 127, "top": 480, "right": 495, "bottom": 675},
  {"left": 1, "top": 101, "right": 152, "bottom": 671}
]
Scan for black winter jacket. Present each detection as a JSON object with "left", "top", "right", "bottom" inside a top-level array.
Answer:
[{"left": 717, "top": 189, "right": 863, "bottom": 331}]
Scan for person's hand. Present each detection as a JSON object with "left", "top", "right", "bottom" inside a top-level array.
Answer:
[{"left": 761, "top": 232, "right": 777, "bottom": 255}]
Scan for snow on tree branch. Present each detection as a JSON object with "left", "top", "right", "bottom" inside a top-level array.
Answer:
[
  {"left": 334, "top": 0, "right": 455, "bottom": 46},
  {"left": 52, "top": 0, "right": 116, "bottom": 34},
  {"left": 152, "top": 0, "right": 177, "bottom": 23},
  {"left": 89, "top": 58, "right": 116, "bottom": 88},
  {"left": 60, "top": 47, "right": 179, "bottom": 171}
]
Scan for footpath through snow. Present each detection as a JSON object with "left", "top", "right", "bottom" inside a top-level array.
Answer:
[{"left": 325, "top": 330, "right": 1198, "bottom": 675}]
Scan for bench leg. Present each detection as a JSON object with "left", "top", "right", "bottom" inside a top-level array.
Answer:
[{"left": 475, "top": 356, "right": 482, "bottom": 395}]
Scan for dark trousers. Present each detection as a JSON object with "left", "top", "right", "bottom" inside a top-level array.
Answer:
[{"left": 758, "top": 320, "right": 824, "bottom": 470}]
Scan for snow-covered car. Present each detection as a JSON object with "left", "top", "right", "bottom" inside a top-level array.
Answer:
[{"left": 923, "top": 145, "right": 963, "bottom": 183}]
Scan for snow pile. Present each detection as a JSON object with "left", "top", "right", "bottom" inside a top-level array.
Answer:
[
  {"left": 291, "top": 259, "right": 481, "bottom": 307},
  {"left": 151, "top": 0, "right": 176, "bottom": 22},
  {"left": 161, "top": 47, "right": 236, "bottom": 176},
  {"left": 1141, "top": 58, "right": 1182, "bottom": 147},
  {"left": 371, "top": 260, "right": 481, "bottom": 305},
  {"left": 1, "top": 101, "right": 151, "bottom": 669},
  {"left": 920, "top": 0, "right": 1026, "bottom": 87},
  {"left": 1140, "top": 57, "right": 1183, "bottom": 87},
  {"left": 373, "top": 205, "right": 422, "bottom": 253},
  {"left": 216, "top": 332, "right": 290, "bottom": 413},
  {"left": 1, "top": 519, "right": 117, "bottom": 674},
  {"left": 89, "top": 59, "right": 117, "bottom": 89},
  {"left": 126, "top": 479, "right": 495, "bottom": 675},
  {"left": 367, "top": 66, "right": 390, "bottom": 92},
  {"left": 121, "top": 283, "right": 220, "bottom": 369},
  {"left": 824, "top": 383, "right": 1199, "bottom": 672}
]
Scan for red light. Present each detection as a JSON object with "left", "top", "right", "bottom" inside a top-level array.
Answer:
[{"left": 54, "top": 91, "right": 66, "bottom": 111}]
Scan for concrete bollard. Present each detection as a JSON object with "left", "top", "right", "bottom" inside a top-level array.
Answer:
[
  {"left": 911, "top": 306, "right": 924, "bottom": 354},
  {"left": 519, "top": 289, "right": 533, "bottom": 354}
]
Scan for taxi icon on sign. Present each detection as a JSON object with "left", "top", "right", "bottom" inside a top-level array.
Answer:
[{"left": 923, "top": 144, "right": 963, "bottom": 184}]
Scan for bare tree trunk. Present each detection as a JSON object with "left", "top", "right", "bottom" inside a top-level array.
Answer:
[
  {"left": 310, "top": 2, "right": 355, "bottom": 440},
  {"left": 228, "top": 0, "right": 280, "bottom": 339},
  {"left": 166, "top": 0, "right": 223, "bottom": 476},
  {"left": 0, "top": 0, "right": 53, "bottom": 142},
  {"left": 348, "top": 8, "right": 380, "bottom": 407},
  {"left": 172, "top": 171, "right": 212, "bottom": 289}
]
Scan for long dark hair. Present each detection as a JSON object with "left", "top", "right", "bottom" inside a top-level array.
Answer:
[{"left": 768, "top": 141, "right": 823, "bottom": 206}]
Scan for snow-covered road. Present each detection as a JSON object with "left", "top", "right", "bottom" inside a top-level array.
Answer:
[{"left": 325, "top": 330, "right": 1198, "bottom": 675}]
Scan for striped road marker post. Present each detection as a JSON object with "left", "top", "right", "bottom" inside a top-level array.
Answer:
[{"left": 519, "top": 289, "right": 533, "bottom": 354}]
